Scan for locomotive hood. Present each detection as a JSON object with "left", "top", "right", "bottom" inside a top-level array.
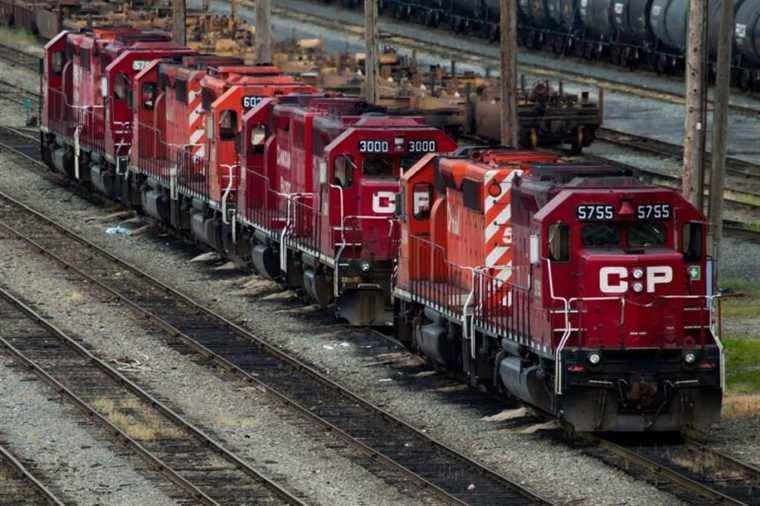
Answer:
[{"left": 578, "top": 249, "right": 692, "bottom": 348}]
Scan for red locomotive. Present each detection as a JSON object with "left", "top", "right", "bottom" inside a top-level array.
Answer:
[
  {"left": 395, "top": 148, "right": 722, "bottom": 431},
  {"left": 40, "top": 28, "right": 723, "bottom": 432}
]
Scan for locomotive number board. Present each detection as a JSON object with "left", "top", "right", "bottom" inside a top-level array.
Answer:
[
  {"left": 636, "top": 204, "right": 671, "bottom": 220},
  {"left": 357, "top": 139, "right": 439, "bottom": 154},
  {"left": 242, "top": 96, "right": 264, "bottom": 109},
  {"left": 576, "top": 204, "right": 614, "bottom": 221}
]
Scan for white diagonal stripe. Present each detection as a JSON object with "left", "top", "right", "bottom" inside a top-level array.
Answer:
[
  {"left": 485, "top": 205, "right": 511, "bottom": 243},
  {"left": 486, "top": 245, "right": 509, "bottom": 267}
]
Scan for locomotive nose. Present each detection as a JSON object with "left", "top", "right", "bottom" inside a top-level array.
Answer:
[{"left": 579, "top": 251, "right": 689, "bottom": 348}]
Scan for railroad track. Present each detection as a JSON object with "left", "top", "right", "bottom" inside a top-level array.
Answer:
[
  {"left": 583, "top": 435, "right": 760, "bottom": 505},
  {"left": 0, "top": 77, "right": 39, "bottom": 107},
  {"left": 596, "top": 128, "right": 760, "bottom": 182},
  {"left": 0, "top": 42, "right": 40, "bottom": 72},
  {"left": 0, "top": 440, "right": 64, "bottom": 505},
  {"left": 265, "top": 0, "right": 760, "bottom": 117},
  {"left": 0, "top": 163, "right": 551, "bottom": 505},
  {"left": 0, "top": 285, "right": 306, "bottom": 506}
]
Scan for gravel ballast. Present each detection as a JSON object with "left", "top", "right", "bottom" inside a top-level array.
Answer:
[
  {"left": 0, "top": 233, "right": 440, "bottom": 505},
  {"left": 0, "top": 353, "right": 182, "bottom": 506},
  {"left": 0, "top": 148, "right": 699, "bottom": 505}
]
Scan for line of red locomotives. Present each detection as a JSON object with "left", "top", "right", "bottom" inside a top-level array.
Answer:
[{"left": 39, "top": 27, "right": 723, "bottom": 432}]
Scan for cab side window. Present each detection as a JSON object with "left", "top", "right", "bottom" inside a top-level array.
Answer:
[
  {"left": 548, "top": 223, "right": 570, "bottom": 261},
  {"left": 334, "top": 155, "right": 354, "bottom": 188},
  {"left": 682, "top": 222, "right": 703, "bottom": 261},
  {"left": 141, "top": 83, "right": 157, "bottom": 111},
  {"left": 219, "top": 110, "right": 237, "bottom": 140},
  {"left": 51, "top": 52, "right": 64, "bottom": 75}
]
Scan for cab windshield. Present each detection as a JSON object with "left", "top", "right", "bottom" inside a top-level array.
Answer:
[
  {"left": 582, "top": 222, "right": 667, "bottom": 249},
  {"left": 362, "top": 154, "right": 426, "bottom": 178}
]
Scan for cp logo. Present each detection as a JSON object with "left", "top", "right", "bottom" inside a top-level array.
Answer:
[
  {"left": 372, "top": 191, "right": 396, "bottom": 214},
  {"left": 599, "top": 266, "right": 673, "bottom": 294}
]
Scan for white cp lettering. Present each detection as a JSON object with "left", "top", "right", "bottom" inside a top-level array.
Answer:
[
  {"left": 599, "top": 267, "right": 628, "bottom": 294},
  {"left": 599, "top": 266, "right": 674, "bottom": 294},
  {"left": 646, "top": 266, "right": 673, "bottom": 293},
  {"left": 372, "top": 191, "right": 396, "bottom": 214}
]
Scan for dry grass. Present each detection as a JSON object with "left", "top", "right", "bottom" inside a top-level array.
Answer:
[
  {"left": 0, "top": 26, "right": 43, "bottom": 54},
  {"left": 722, "top": 393, "right": 760, "bottom": 419},
  {"left": 65, "top": 291, "right": 84, "bottom": 304},
  {"left": 91, "top": 397, "right": 184, "bottom": 441}
]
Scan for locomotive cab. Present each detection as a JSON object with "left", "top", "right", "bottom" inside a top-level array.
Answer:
[
  {"left": 395, "top": 149, "right": 722, "bottom": 432},
  {"left": 532, "top": 178, "right": 723, "bottom": 431},
  {"left": 315, "top": 117, "right": 457, "bottom": 325}
]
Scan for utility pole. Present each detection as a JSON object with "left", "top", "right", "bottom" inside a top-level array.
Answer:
[
  {"left": 682, "top": 0, "right": 708, "bottom": 209},
  {"left": 201, "top": 0, "right": 209, "bottom": 13},
  {"left": 709, "top": 0, "right": 735, "bottom": 277},
  {"left": 255, "top": 0, "right": 272, "bottom": 64},
  {"left": 364, "top": 0, "right": 379, "bottom": 104},
  {"left": 231, "top": 0, "right": 238, "bottom": 22},
  {"left": 171, "top": 0, "right": 186, "bottom": 46},
  {"left": 499, "top": 0, "right": 519, "bottom": 147}
]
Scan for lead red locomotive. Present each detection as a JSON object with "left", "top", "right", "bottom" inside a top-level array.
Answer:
[
  {"left": 395, "top": 149, "right": 722, "bottom": 431},
  {"left": 40, "top": 27, "right": 723, "bottom": 432}
]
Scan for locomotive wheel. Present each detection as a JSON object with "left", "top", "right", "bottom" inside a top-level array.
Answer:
[
  {"left": 739, "top": 70, "right": 751, "bottom": 91},
  {"left": 655, "top": 55, "right": 668, "bottom": 75},
  {"left": 610, "top": 47, "right": 620, "bottom": 65},
  {"left": 551, "top": 37, "right": 563, "bottom": 55},
  {"left": 570, "top": 127, "right": 585, "bottom": 155}
]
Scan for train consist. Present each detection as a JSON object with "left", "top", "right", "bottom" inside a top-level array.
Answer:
[
  {"left": 40, "top": 26, "right": 723, "bottom": 432},
  {"left": 327, "top": 0, "right": 760, "bottom": 90}
]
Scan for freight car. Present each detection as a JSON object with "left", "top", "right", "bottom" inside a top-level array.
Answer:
[
  {"left": 325, "top": 0, "right": 760, "bottom": 90},
  {"left": 394, "top": 148, "right": 722, "bottom": 431},
  {"left": 40, "top": 27, "right": 723, "bottom": 432}
]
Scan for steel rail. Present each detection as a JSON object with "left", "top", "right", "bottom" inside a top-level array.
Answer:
[
  {"left": 0, "top": 285, "right": 307, "bottom": 506},
  {"left": 0, "top": 442, "right": 66, "bottom": 506},
  {"left": 587, "top": 435, "right": 760, "bottom": 505},
  {"left": 0, "top": 42, "right": 40, "bottom": 72},
  {"left": 590, "top": 436, "right": 742, "bottom": 504},
  {"left": 258, "top": 0, "right": 760, "bottom": 118},
  {"left": 0, "top": 189, "right": 551, "bottom": 506},
  {"left": 596, "top": 127, "right": 760, "bottom": 181}
]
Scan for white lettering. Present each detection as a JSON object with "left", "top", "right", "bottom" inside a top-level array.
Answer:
[
  {"left": 372, "top": 191, "right": 396, "bottom": 214},
  {"left": 276, "top": 147, "right": 291, "bottom": 169},
  {"left": 647, "top": 266, "right": 673, "bottom": 293},
  {"left": 600, "top": 267, "right": 628, "bottom": 294}
]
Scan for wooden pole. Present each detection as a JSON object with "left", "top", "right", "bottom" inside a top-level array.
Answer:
[
  {"left": 255, "top": 0, "right": 272, "bottom": 64},
  {"left": 499, "top": 0, "right": 519, "bottom": 147},
  {"left": 364, "top": 0, "right": 379, "bottom": 104},
  {"left": 709, "top": 0, "right": 734, "bottom": 278},
  {"left": 682, "top": 0, "right": 708, "bottom": 209},
  {"left": 201, "top": 0, "right": 209, "bottom": 12},
  {"left": 171, "top": 0, "right": 186, "bottom": 46},
  {"left": 231, "top": 0, "right": 238, "bottom": 22}
]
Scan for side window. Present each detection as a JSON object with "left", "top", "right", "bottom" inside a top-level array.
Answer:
[
  {"left": 219, "top": 110, "right": 237, "bottom": 140},
  {"left": 141, "top": 83, "right": 157, "bottom": 111},
  {"left": 548, "top": 223, "right": 570, "bottom": 261},
  {"left": 334, "top": 155, "right": 354, "bottom": 188},
  {"left": 250, "top": 124, "right": 267, "bottom": 154},
  {"left": 52, "top": 52, "right": 63, "bottom": 74},
  {"left": 682, "top": 222, "right": 703, "bottom": 261},
  {"left": 412, "top": 183, "right": 432, "bottom": 219},
  {"left": 114, "top": 73, "right": 128, "bottom": 101}
]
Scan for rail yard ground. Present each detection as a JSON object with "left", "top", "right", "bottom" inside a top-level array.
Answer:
[{"left": 0, "top": 8, "right": 759, "bottom": 504}]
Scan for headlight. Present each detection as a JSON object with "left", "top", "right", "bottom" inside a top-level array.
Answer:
[
  {"left": 360, "top": 261, "right": 371, "bottom": 273},
  {"left": 684, "top": 352, "right": 697, "bottom": 364},
  {"left": 632, "top": 268, "right": 644, "bottom": 279},
  {"left": 588, "top": 352, "right": 601, "bottom": 365},
  {"left": 632, "top": 282, "right": 644, "bottom": 293}
]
